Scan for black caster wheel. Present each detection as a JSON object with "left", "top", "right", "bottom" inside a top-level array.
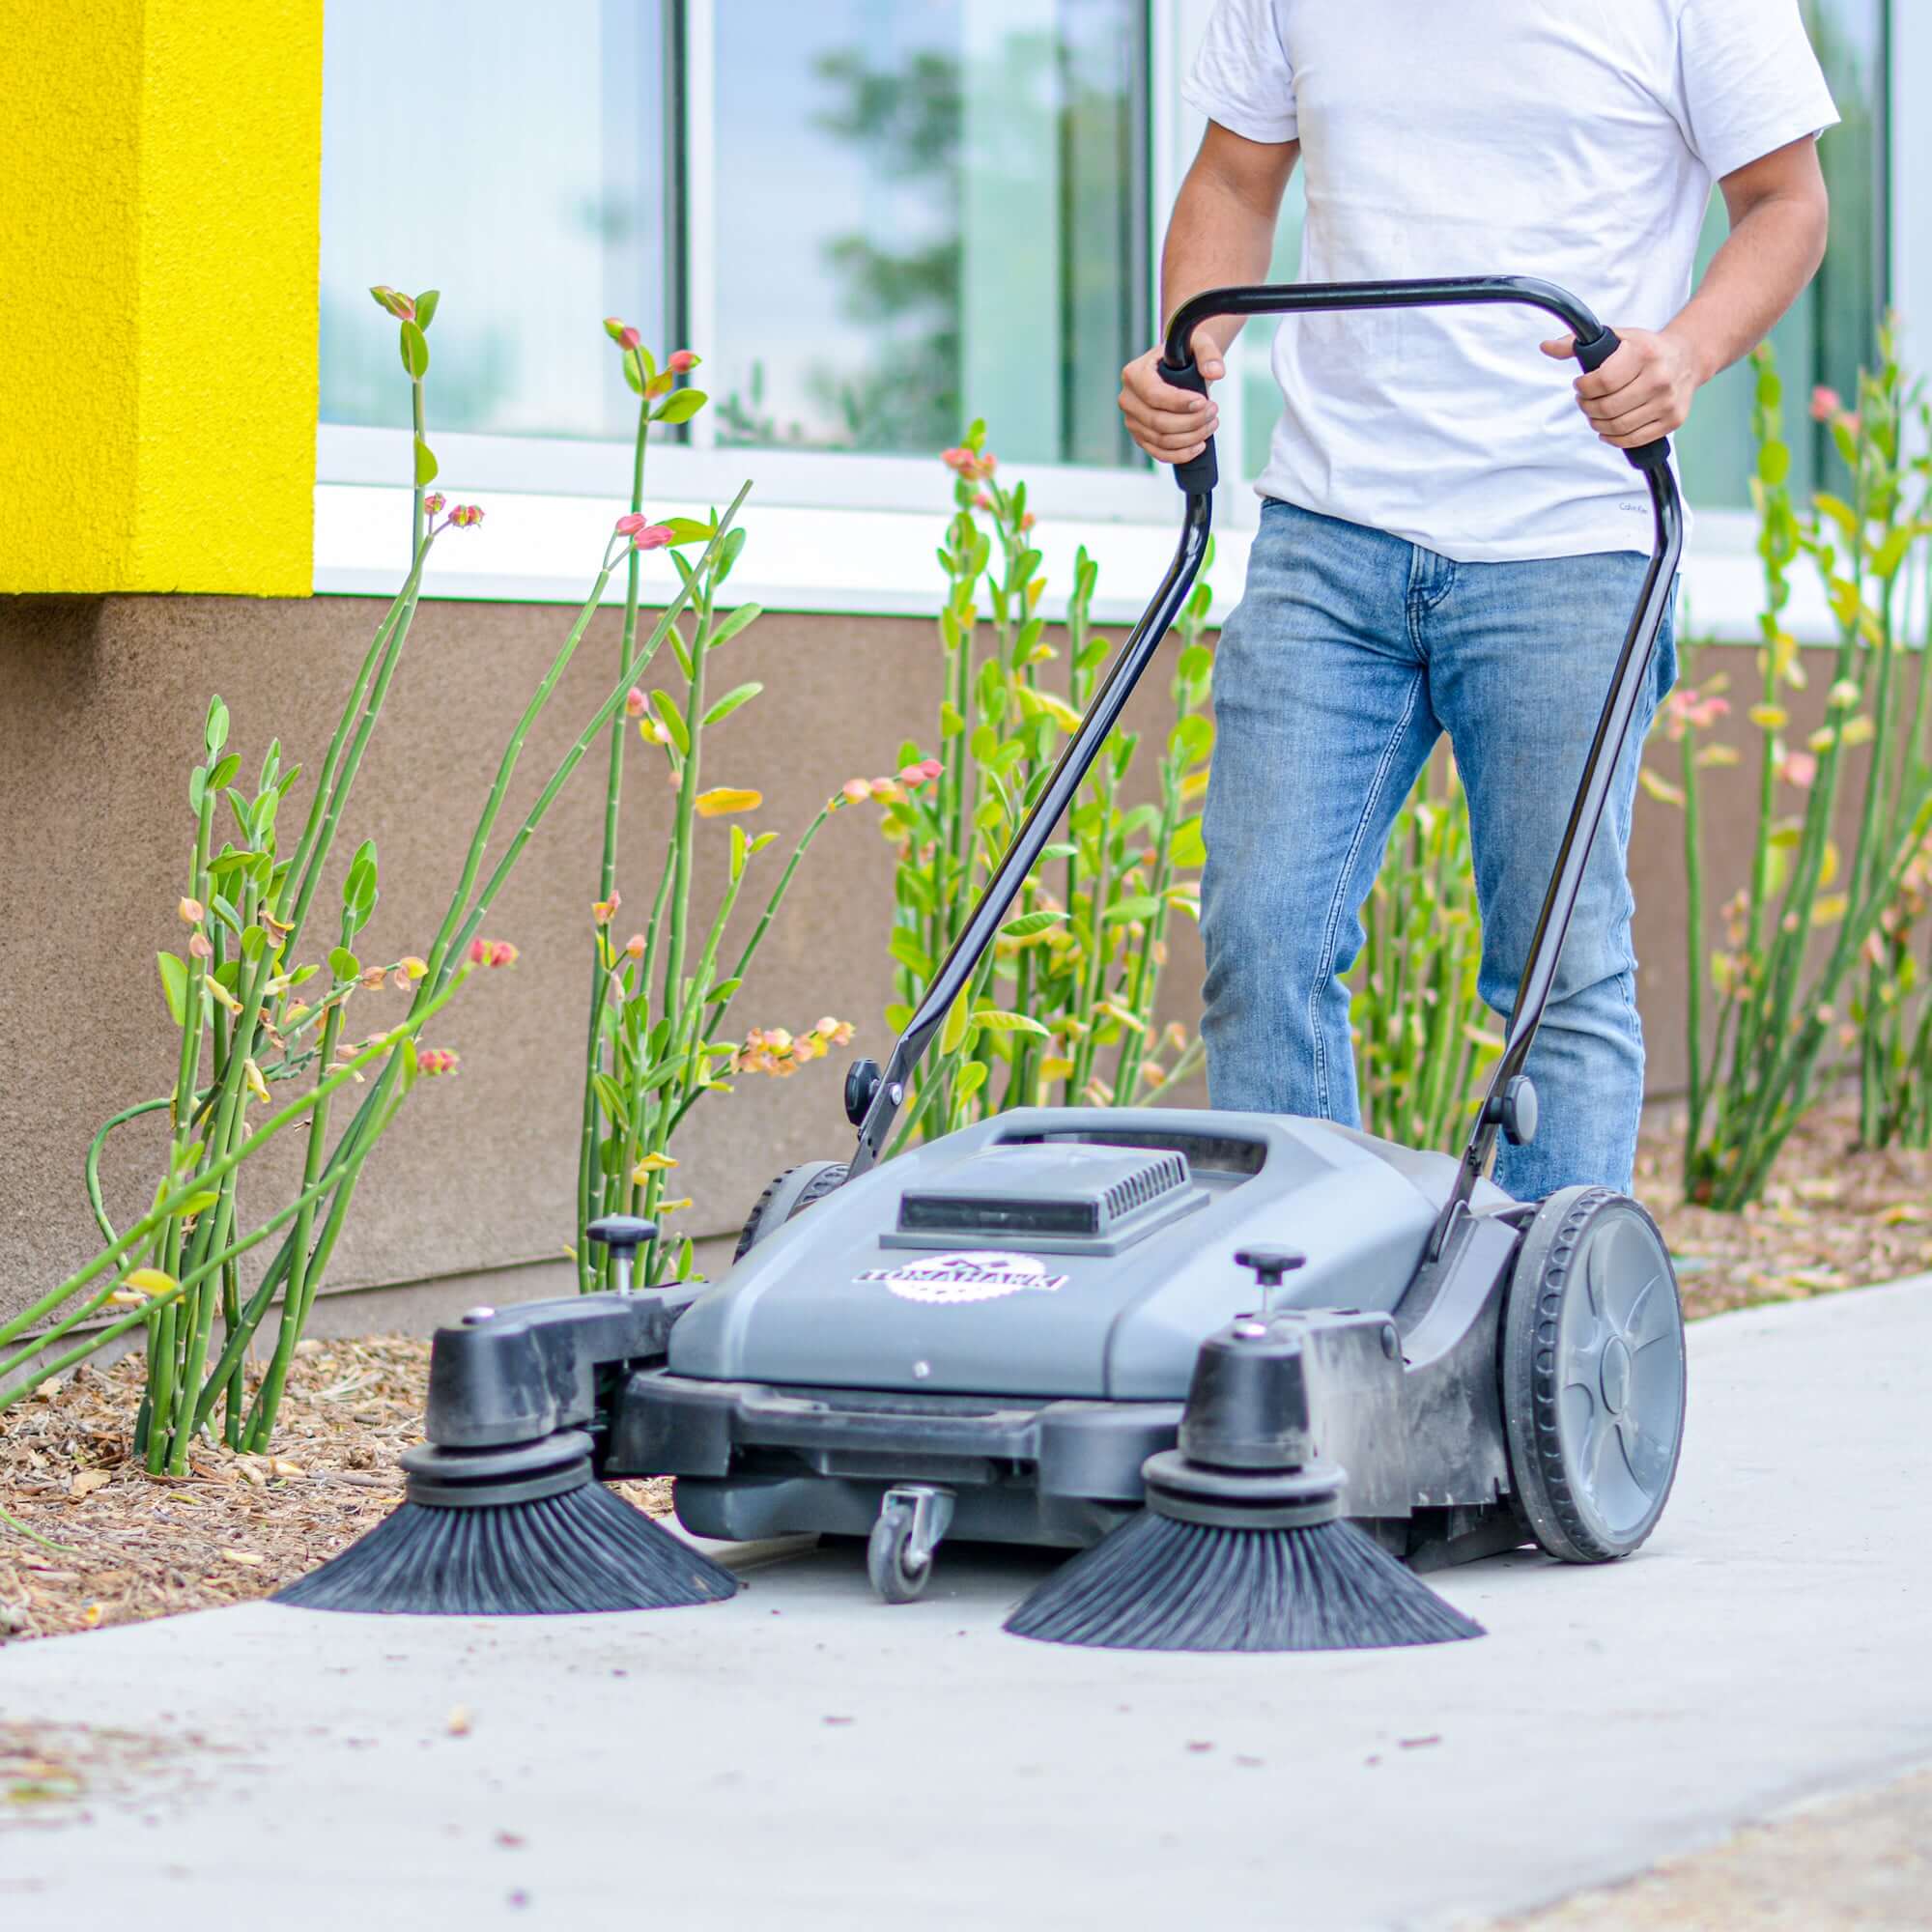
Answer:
[
  {"left": 1502, "top": 1186, "right": 1687, "bottom": 1563},
  {"left": 733, "top": 1159, "right": 849, "bottom": 1263},
  {"left": 867, "top": 1487, "right": 954, "bottom": 1605}
]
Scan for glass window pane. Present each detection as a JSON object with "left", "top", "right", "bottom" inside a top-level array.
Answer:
[
  {"left": 320, "top": 1, "right": 669, "bottom": 440},
  {"left": 708, "top": 0, "right": 1149, "bottom": 467},
  {"left": 1676, "top": 0, "right": 1887, "bottom": 509}
]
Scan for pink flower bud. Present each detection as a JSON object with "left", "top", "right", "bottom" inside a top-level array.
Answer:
[
  {"left": 592, "top": 892, "right": 621, "bottom": 925},
  {"left": 624, "top": 932, "right": 646, "bottom": 959},
  {"left": 178, "top": 896, "right": 204, "bottom": 923},
  {"left": 631, "top": 524, "right": 674, "bottom": 552},
  {"left": 418, "top": 1047, "right": 460, "bottom": 1076},
  {"left": 468, "top": 938, "right": 490, "bottom": 965},
  {"left": 625, "top": 687, "right": 647, "bottom": 717},
  {"left": 973, "top": 493, "right": 991, "bottom": 510},
  {"left": 1780, "top": 750, "right": 1819, "bottom": 790},
  {"left": 1018, "top": 511, "right": 1035, "bottom": 531},
  {"left": 667, "top": 349, "right": 698, "bottom": 373},
  {"left": 370, "top": 285, "right": 415, "bottom": 321},
  {"left": 489, "top": 941, "right": 519, "bottom": 969},
  {"left": 918, "top": 757, "right": 944, "bottom": 781},
  {"left": 360, "top": 966, "right": 388, "bottom": 992},
  {"left": 450, "top": 504, "right": 484, "bottom": 528},
  {"left": 1809, "top": 385, "right": 1842, "bottom": 423},
  {"left": 839, "top": 779, "right": 871, "bottom": 804},
  {"left": 422, "top": 493, "right": 445, "bottom": 516},
  {"left": 619, "top": 327, "right": 642, "bottom": 352},
  {"left": 615, "top": 513, "right": 649, "bottom": 534},
  {"left": 603, "top": 317, "right": 629, "bottom": 342},
  {"left": 188, "top": 931, "right": 213, "bottom": 960}
]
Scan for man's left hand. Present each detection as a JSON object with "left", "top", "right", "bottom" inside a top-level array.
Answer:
[{"left": 1539, "top": 327, "right": 1705, "bottom": 450}]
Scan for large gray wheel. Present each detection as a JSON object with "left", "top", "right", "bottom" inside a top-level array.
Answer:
[
  {"left": 732, "top": 1160, "right": 848, "bottom": 1263},
  {"left": 1502, "top": 1186, "right": 1687, "bottom": 1563}
]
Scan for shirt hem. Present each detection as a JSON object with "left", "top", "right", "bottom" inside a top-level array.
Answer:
[{"left": 1254, "top": 486, "right": 1672, "bottom": 566}]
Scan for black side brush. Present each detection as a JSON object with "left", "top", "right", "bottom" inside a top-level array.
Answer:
[
  {"left": 1006, "top": 1291, "right": 1482, "bottom": 1653},
  {"left": 276, "top": 1216, "right": 739, "bottom": 1616}
]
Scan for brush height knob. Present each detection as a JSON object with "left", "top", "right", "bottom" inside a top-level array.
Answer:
[
  {"left": 585, "top": 1214, "right": 658, "bottom": 1293},
  {"left": 1234, "top": 1246, "right": 1306, "bottom": 1315}
]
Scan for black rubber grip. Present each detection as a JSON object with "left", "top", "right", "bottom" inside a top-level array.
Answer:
[
  {"left": 1572, "top": 325, "right": 1673, "bottom": 474},
  {"left": 1156, "top": 356, "right": 1219, "bottom": 496}
]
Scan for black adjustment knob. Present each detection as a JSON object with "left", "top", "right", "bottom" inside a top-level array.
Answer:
[
  {"left": 585, "top": 1214, "right": 658, "bottom": 1292},
  {"left": 1234, "top": 1247, "right": 1307, "bottom": 1295},
  {"left": 1485, "top": 1073, "right": 1540, "bottom": 1148},
  {"left": 844, "top": 1057, "right": 883, "bottom": 1127}
]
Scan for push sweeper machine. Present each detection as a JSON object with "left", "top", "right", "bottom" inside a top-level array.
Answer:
[{"left": 281, "top": 276, "right": 1689, "bottom": 1652}]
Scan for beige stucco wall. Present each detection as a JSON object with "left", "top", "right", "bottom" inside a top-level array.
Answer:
[{"left": 0, "top": 589, "right": 1837, "bottom": 1337}]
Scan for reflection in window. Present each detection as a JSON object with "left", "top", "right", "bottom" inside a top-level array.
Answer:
[
  {"left": 709, "top": 0, "right": 1149, "bottom": 467},
  {"left": 319, "top": 1, "right": 671, "bottom": 440}
]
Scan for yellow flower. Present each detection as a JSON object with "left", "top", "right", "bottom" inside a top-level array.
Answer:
[{"left": 631, "top": 1152, "right": 679, "bottom": 1182}]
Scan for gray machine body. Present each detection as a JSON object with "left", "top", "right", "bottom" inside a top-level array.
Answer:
[{"left": 609, "top": 1108, "right": 1525, "bottom": 1559}]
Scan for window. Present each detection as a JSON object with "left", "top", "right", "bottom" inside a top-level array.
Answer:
[
  {"left": 320, "top": 3, "right": 675, "bottom": 443},
  {"left": 320, "top": 1, "right": 1150, "bottom": 473},
  {"left": 710, "top": 2, "right": 1147, "bottom": 468}
]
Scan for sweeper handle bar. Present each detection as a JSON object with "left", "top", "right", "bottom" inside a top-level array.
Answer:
[{"left": 843, "top": 275, "right": 1681, "bottom": 1188}]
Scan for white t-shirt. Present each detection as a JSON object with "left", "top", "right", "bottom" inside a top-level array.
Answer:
[{"left": 1183, "top": 0, "right": 1838, "bottom": 562}]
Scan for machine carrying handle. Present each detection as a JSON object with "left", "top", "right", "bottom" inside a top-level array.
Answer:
[
  {"left": 1155, "top": 355, "right": 1220, "bottom": 496},
  {"left": 1157, "top": 279, "right": 1670, "bottom": 494}
]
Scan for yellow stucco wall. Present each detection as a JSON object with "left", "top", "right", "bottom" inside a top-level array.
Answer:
[{"left": 0, "top": 0, "right": 322, "bottom": 596}]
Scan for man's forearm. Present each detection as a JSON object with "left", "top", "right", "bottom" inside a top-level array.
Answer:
[
  {"left": 1160, "top": 140, "right": 1298, "bottom": 355},
  {"left": 1666, "top": 188, "right": 1831, "bottom": 385}
]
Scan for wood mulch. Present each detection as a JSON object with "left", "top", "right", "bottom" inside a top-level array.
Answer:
[{"left": 3, "top": 1090, "right": 1926, "bottom": 1656}]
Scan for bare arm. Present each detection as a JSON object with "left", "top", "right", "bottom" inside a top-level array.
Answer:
[
  {"left": 1543, "top": 135, "right": 1831, "bottom": 451},
  {"left": 1119, "top": 122, "right": 1299, "bottom": 467}
]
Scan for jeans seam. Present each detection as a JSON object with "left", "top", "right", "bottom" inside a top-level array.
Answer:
[{"left": 1306, "top": 673, "right": 1423, "bottom": 1115}]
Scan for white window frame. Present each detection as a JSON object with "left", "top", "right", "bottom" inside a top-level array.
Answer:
[{"left": 314, "top": 0, "right": 1916, "bottom": 645}]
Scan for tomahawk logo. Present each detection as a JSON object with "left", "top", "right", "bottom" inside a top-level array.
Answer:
[{"left": 857, "top": 1250, "right": 1070, "bottom": 1305}]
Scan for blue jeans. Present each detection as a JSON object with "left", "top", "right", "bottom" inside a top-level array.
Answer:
[{"left": 1200, "top": 499, "right": 1676, "bottom": 1199}]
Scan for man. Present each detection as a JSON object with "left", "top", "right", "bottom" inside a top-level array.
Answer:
[{"left": 1122, "top": 0, "right": 1834, "bottom": 1198}]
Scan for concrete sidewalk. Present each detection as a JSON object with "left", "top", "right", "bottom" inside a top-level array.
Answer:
[{"left": 4, "top": 1280, "right": 1930, "bottom": 1931}]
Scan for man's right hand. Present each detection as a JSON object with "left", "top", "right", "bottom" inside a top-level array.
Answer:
[{"left": 1119, "top": 330, "right": 1226, "bottom": 466}]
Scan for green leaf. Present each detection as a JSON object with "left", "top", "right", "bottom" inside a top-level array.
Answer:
[
  {"left": 211, "top": 895, "right": 243, "bottom": 935},
  {"left": 204, "top": 697, "right": 229, "bottom": 756},
  {"left": 649, "top": 689, "right": 691, "bottom": 756},
  {"left": 328, "top": 948, "right": 360, "bottom": 981},
  {"left": 885, "top": 1002, "right": 914, "bottom": 1033},
  {"left": 188, "top": 766, "right": 208, "bottom": 813},
  {"left": 1756, "top": 439, "right": 1790, "bottom": 488},
  {"left": 889, "top": 927, "right": 934, "bottom": 978},
  {"left": 240, "top": 924, "right": 268, "bottom": 962},
  {"left": 1169, "top": 815, "right": 1208, "bottom": 868},
  {"left": 207, "top": 753, "right": 241, "bottom": 792},
  {"left": 971, "top": 1008, "right": 1051, "bottom": 1038},
  {"left": 1000, "top": 909, "right": 1066, "bottom": 938},
  {"left": 622, "top": 355, "right": 646, "bottom": 396},
  {"left": 1168, "top": 714, "right": 1214, "bottom": 764},
  {"left": 701, "top": 682, "right": 762, "bottom": 727},
  {"left": 954, "top": 1060, "right": 989, "bottom": 1103},
  {"left": 591, "top": 1072, "right": 627, "bottom": 1123},
  {"left": 662, "top": 516, "right": 716, "bottom": 545},
  {"left": 1038, "top": 840, "right": 1077, "bottom": 862},
  {"left": 653, "top": 387, "right": 709, "bottom": 425},
  {"left": 413, "top": 289, "right": 440, "bottom": 330},
  {"left": 156, "top": 952, "right": 188, "bottom": 1026},
  {"left": 399, "top": 320, "right": 429, "bottom": 378},
  {"left": 708, "top": 603, "right": 762, "bottom": 647},
  {"left": 1101, "top": 895, "right": 1163, "bottom": 926},
  {"left": 413, "top": 435, "right": 439, "bottom": 486}
]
